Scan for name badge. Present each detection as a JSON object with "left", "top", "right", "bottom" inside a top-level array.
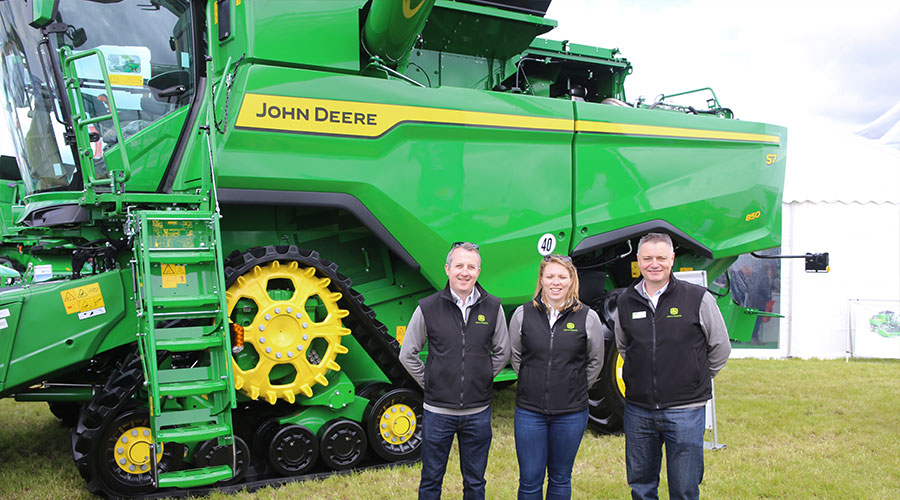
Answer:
[{"left": 632, "top": 311, "right": 647, "bottom": 319}]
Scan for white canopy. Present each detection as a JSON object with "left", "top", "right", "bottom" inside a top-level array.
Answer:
[
  {"left": 857, "top": 99, "right": 900, "bottom": 149},
  {"left": 783, "top": 123, "right": 900, "bottom": 204}
]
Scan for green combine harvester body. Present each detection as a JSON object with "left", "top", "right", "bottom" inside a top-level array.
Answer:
[{"left": 0, "top": 0, "right": 785, "bottom": 496}]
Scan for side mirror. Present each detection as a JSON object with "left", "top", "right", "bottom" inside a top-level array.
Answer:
[
  {"left": 69, "top": 27, "right": 87, "bottom": 48},
  {"left": 805, "top": 253, "right": 829, "bottom": 273}
]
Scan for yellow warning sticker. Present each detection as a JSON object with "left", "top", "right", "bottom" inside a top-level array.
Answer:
[
  {"left": 396, "top": 325, "right": 407, "bottom": 345},
  {"left": 109, "top": 73, "right": 143, "bottom": 87},
  {"left": 61, "top": 283, "right": 105, "bottom": 315},
  {"left": 161, "top": 264, "right": 187, "bottom": 288},
  {"left": 631, "top": 261, "right": 640, "bottom": 278}
]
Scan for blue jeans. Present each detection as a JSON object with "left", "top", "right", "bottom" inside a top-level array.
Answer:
[
  {"left": 514, "top": 406, "right": 589, "bottom": 500},
  {"left": 624, "top": 403, "right": 706, "bottom": 500},
  {"left": 418, "top": 407, "right": 492, "bottom": 500}
]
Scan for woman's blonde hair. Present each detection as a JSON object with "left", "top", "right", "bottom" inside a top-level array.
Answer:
[{"left": 532, "top": 255, "right": 582, "bottom": 311}]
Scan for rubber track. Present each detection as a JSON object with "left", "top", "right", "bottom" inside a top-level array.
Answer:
[
  {"left": 71, "top": 351, "right": 145, "bottom": 497},
  {"left": 223, "top": 245, "right": 420, "bottom": 392}
]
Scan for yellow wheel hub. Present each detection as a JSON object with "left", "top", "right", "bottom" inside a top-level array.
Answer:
[
  {"left": 379, "top": 403, "right": 416, "bottom": 445},
  {"left": 113, "top": 426, "right": 162, "bottom": 475},
  {"left": 615, "top": 352, "right": 626, "bottom": 397},
  {"left": 227, "top": 260, "right": 351, "bottom": 404}
]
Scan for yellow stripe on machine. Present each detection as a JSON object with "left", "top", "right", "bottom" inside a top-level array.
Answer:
[
  {"left": 576, "top": 120, "right": 780, "bottom": 144},
  {"left": 235, "top": 94, "right": 780, "bottom": 145}
]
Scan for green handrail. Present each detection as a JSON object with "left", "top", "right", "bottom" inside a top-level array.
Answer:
[{"left": 58, "top": 47, "right": 132, "bottom": 191}]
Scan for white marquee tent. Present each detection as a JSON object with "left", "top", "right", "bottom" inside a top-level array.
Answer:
[{"left": 734, "top": 120, "right": 900, "bottom": 359}]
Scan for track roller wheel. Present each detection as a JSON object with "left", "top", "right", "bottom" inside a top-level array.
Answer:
[
  {"left": 588, "top": 343, "right": 626, "bottom": 433},
  {"left": 194, "top": 436, "right": 250, "bottom": 484},
  {"left": 364, "top": 387, "right": 423, "bottom": 462},
  {"left": 252, "top": 417, "right": 282, "bottom": 459},
  {"left": 318, "top": 419, "right": 367, "bottom": 470},
  {"left": 268, "top": 424, "right": 318, "bottom": 476}
]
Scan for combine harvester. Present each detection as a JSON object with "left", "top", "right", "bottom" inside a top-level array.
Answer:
[{"left": 0, "top": 0, "right": 788, "bottom": 497}]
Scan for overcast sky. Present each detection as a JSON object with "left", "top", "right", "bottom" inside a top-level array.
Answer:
[
  {"left": 544, "top": 0, "right": 900, "bottom": 132},
  {"left": 3, "top": 0, "right": 899, "bottom": 155}
]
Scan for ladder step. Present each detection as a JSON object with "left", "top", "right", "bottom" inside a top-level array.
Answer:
[
  {"left": 152, "top": 309, "right": 221, "bottom": 319},
  {"left": 157, "top": 465, "right": 233, "bottom": 488},
  {"left": 157, "top": 423, "right": 232, "bottom": 443},
  {"left": 156, "top": 327, "right": 223, "bottom": 352},
  {"left": 154, "top": 294, "right": 220, "bottom": 310},
  {"left": 158, "top": 366, "right": 215, "bottom": 384},
  {"left": 159, "top": 379, "right": 227, "bottom": 398},
  {"left": 149, "top": 249, "right": 217, "bottom": 265},
  {"left": 156, "top": 408, "right": 215, "bottom": 428}
]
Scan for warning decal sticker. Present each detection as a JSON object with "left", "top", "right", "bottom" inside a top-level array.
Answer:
[
  {"left": 61, "top": 283, "right": 105, "bottom": 316},
  {"left": 161, "top": 264, "right": 187, "bottom": 288}
]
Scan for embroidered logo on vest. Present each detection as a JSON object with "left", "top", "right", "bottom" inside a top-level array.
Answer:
[
  {"left": 475, "top": 314, "right": 489, "bottom": 325},
  {"left": 563, "top": 322, "right": 578, "bottom": 332},
  {"left": 667, "top": 307, "right": 682, "bottom": 318}
]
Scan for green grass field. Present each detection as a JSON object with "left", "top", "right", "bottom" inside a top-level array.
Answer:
[{"left": 2, "top": 358, "right": 898, "bottom": 499}]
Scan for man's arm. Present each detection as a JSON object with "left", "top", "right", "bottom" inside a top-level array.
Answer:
[
  {"left": 490, "top": 304, "right": 511, "bottom": 377},
  {"left": 398, "top": 306, "right": 427, "bottom": 389},
  {"left": 585, "top": 309, "right": 605, "bottom": 385},
  {"left": 699, "top": 291, "right": 731, "bottom": 377},
  {"left": 507, "top": 306, "right": 524, "bottom": 374}
]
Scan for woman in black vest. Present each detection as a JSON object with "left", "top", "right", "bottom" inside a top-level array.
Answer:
[{"left": 509, "top": 254, "right": 604, "bottom": 500}]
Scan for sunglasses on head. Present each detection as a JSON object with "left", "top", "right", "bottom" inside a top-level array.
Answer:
[
  {"left": 451, "top": 242, "right": 479, "bottom": 249},
  {"left": 543, "top": 254, "right": 572, "bottom": 263}
]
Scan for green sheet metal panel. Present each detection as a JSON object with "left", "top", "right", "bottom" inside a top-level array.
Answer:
[
  {"left": 0, "top": 270, "right": 130, "bottom": 392},
  {"left": 222, "top": 64, "right": 575, "bottom": 303},
  {"left": 213, "top": 0, "right": 362, "bottom": 75},
  {"left": 571, "top": 101, "right": 786, "bottom": 259},
  {"left": 422, "top": 0, "right": 556, "bottom": 59}
]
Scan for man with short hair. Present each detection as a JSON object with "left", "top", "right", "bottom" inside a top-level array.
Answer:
[
  {"left": 399, "top": 242, "right": 510, "bottom": 500},
  {"left": 615, "top": 232, "right": 731, "bottom": 500}
]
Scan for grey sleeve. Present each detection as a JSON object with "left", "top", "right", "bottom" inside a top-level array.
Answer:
[
  {"left": 491, "top": 304, "right": 511, "bottom": 377},
  {"left": 585, "top": 309, "right": 606, "bottom": 385},
  {"left": 700, "top": 291, "right": 731, "bottom": 377},
  {"left": 614, "top": 307, "right": 626, "bottom": 361},
  {"left": 398, "top": 306, "right": 427, "bottom": 389},
  {"left": 508, "top": 306, "right": 525, "bottom": 375}
]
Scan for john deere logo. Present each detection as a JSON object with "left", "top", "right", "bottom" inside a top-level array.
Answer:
[
  {"left": 475, "top": 314, "right": 489, "bottom": 325},
  {"left": 667, "top": 307, "right": 682, "bottom": 319},
  {"left": 563, "top": 322, "right": 578, "bottom": 332}
]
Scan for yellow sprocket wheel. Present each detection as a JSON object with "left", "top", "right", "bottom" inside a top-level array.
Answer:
[{"left": 226, "top": 260, "right": 350, "bottom": 404}]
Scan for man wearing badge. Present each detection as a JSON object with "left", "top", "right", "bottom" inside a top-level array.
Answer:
[
  {"left": 399, "top": 242, "right": 509, "bottom": 500},
  {"left": 614, "top": 232, "right": 731, "bottom": 500}
]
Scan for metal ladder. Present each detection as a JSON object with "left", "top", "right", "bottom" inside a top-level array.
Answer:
[{"left": 131, "top": 209, "right": 237, "bottom": 488}]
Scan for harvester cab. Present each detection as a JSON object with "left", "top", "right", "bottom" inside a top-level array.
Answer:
[{"left": 0, "top": 0, "right": 788, "bottom": 497}]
